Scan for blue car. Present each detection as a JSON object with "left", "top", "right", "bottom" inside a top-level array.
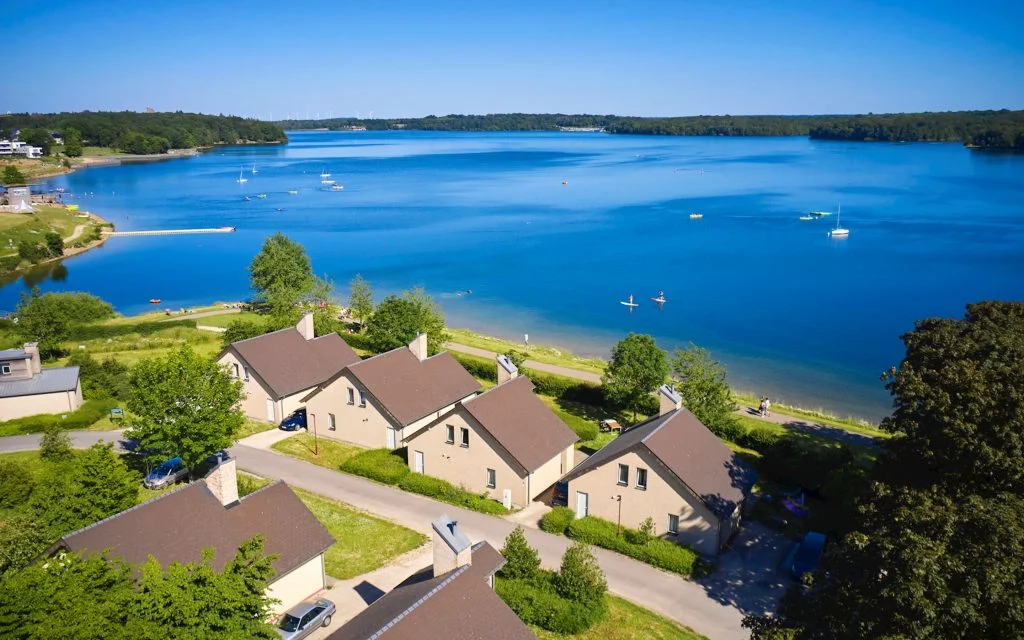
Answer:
[
  {"left": 788, "top": 531, "right": 827, "bottom": 579},
  {"left": 279, "top": 408, "right": 307, "bottom": 432},
  {"left": 144, "top": 456, "right": 188, "bottom": 489}
]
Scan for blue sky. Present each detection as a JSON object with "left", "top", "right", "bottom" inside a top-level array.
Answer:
[{"left": 5, "top": 0, "right": 1023, "bottom": 118}]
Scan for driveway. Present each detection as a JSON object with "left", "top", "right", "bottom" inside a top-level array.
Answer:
[{"left": 698, "top": 523, "right": 793, "bottom": 617}]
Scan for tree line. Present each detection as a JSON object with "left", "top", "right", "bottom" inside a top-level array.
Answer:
[
  {"left": 278, "top": 110, "right": 1024, "bottom": 149},
  {"left": 0, "top": 111, "right": 287, "bottom": 156}
]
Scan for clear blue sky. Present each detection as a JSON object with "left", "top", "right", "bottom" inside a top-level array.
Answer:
[{"left": 5, "top": 0, "right": 1023, "bottom": 118}]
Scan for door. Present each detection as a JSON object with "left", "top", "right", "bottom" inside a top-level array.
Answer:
[
  {"left": 265, "top": 398, "right": 275, "bottom": 422},
  {"left": 576, "top": 491, "right": 589, "bottom": 518},
  {"left": 413, "top": 450, "right": 424, "bottom": 473},
  {"left": 386, "top": 427, "right": 397, "bottom": 449}
]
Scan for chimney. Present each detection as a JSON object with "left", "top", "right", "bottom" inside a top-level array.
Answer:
[
  {"left": 658, "top": 384, "right": 682, "bottom": 416},
  {"left": 296, "top": 311, "right": 315, "bottom": 341},
  {"left": 496, "top": 354, "right": 518, "bottom": 384},
  {"left": 431, "top": 514, "right": 472, "bottom": 576},
  {"left": 204, "top": 455, "right": 239, "bottom": 506},
  {"left": 23, "top": 342, "right": 41, "bottom": 375},
  {"left": 408, "top": 332, "right": 428, "bottom": 362}
]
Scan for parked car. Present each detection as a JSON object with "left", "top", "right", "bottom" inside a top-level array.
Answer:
[
  {"left": 786, "top": 531, "right": 826, "bottom": 580},
  {"left": 279, "top": 408, "right": 307, "bottom": 432},
  {"left": 143, "top": 456, "right": 189, "bottom": 489},
  {"left": 276, "top": 597, "right": 336, "bottom": 639},
  {"left": 552, "top": 481, "right": 569, "bottom": 506}
]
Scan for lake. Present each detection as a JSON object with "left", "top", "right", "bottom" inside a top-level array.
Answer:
[{"left": 4, "top": 131, "right": 1023, "bottom": 421}]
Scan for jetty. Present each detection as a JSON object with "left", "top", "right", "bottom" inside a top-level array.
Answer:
[{"left": 102, "top": 226, "right": 236, "bottom": 237}]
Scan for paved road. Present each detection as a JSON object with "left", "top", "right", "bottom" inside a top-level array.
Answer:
[
  {"left": 447, "top": 342, "right": 603, "bottom": 384},
  {"left": 0, "top": 429, "right": 126, "bottom": 453}
]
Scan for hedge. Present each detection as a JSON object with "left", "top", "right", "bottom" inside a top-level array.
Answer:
[
  {"left": 496, "top": 575, "right": 606, "bottom": 634},
  {"left": 540, "top": 506, "right": 576, "bottom": 534},
  {"left": 450, "top": 352, "right": 497, "bottom": 382},
  {"left": 0, "top": 398, "right": 118, "bottom": 438},
  {"left": 337, "top": 331, "right": 376, "bottom": 353},
  {"left": 565, "top": 516, "right": 699, "bottom": 577},
  {"left": 738, "top": 425, "right": 782, "bottom": 450},
  {"left": 397, "top": 473, "right": 509, "bottom": 515},
  {"left": 340, "top": 449, "right": 410, "bottom": 484}
]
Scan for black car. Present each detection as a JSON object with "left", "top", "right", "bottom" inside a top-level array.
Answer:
[{"left": 279, "top": 408, "right": 307, "bottom": 431}]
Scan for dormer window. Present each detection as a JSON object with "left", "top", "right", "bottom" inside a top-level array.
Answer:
[{"left": 0, "top": 364, "right": 10, "bottom": 376}]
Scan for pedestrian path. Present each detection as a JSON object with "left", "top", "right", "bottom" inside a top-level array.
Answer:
[{"left": 447, "top": 342, "right": 603, "bottom": 384}]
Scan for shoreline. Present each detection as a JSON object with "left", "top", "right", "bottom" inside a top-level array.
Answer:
[{"left": 0, "top": 205, "right": 112, "bottom": 280}]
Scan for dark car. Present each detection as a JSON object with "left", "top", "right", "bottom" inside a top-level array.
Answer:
[
  {"left": 787, "top": 531, "right": 826, "bottom": 579},
  {"left": 279, "top": 408, "right": 307, "bottom": 432},
  {"left": 552, "top": 481, "right": 569, "bottom": 506},
  {"left": 276, "top": 597, "right": 335, "bottom": 639}
]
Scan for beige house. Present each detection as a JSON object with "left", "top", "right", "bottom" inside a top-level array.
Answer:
[
  {"left": 404, "top": 356, "right": 578, "bottom": 508},
  {"left": 47, "top": 457, "right": 335, "bottom": 618},
  {"left": 327, "top": 514, "right": 536, "bottom": 640},
  {"left": 302, "top": 334, "right": 480, "bottom": 449},
  {"left": 217, "top": 312, "right": 360, "bottom": 423},
  {"left": 560, "top": 385, "right": 756, "bottom": 556},
  {"left": 0, "top": 342, "right": 82, "bottom": 421}
]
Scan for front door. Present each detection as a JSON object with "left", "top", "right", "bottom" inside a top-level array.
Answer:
[
  {"left": 413, "top": 450, "right": 424, "bottom": 473},
  {"left": 576, "top": 491, "right": 589, "bottom": 518},
  {"left": 266, "top": 398, "right": 275, "bottom": 422},
  {"left": 387, "top": 427, "right": 397, "bottom": 449}
]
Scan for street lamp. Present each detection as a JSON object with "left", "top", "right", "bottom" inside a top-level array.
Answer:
[{"left": 613, "top": 495, "right": 622, "bottom": 537}]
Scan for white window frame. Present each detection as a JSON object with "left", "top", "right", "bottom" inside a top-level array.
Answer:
[
  {"left": 0, "top": 364, "right": 10, "bottom": 376},
  {"left": 486, "top": 468, "right": 496, "bottom": 489},
  {"left": 445, "top": 424, "right": 455, "bottom": 444},
  {"left": 636, "top": 467, "right": 648, "bottom": 490},
  {"left": 232, "top": 363, "right": 239, "bottom": 378},
  {"left": 328, "top": 413, "right": 336, "bottom": 431},
  {"left": 347, "top": 387, "right": 355, "bottom": 405},
  {"left": 460, "top": 427, "right": 470, "bottom": 447},
  {"left": 359, "top": 390, "right": 367, "bottom": 408},
  {"left": 667, "top": 513, "right": 679, "bottom": 535},
  {"left": 243, "top": 367, "right": 250, "bottom": 382},
  {"left": 617, "top": 463, "right": 629, "bottom": 486}
]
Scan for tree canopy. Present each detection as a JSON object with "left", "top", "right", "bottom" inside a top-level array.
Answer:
[
  {"left": 670, "top": 344, "right": 737, "bottom": 434},
  {"left": 126, "top": 345, "right": 244, "bottom": 468},
  {"left": 1, "top": 165, "right": 28, "bottom": 186},
  {"left": 602, "top": 333, "right": 669, "bottom": 421},
  {"left": 347, "top": 273, "right": 375, "bottom": 330},
  {"left": 15, "top": 289, "right": 115, "bottom": 357},
  {"left": 364, "top": 289, "right": 449, "bottom": 355}
]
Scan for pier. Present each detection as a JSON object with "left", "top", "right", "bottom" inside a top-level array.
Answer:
[{"left": 102, "top": 227, "right": 236, "bottom": 237}]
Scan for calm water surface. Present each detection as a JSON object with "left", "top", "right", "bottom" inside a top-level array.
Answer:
[{"left": 4, "top": 131, "right": 1023, "bottom": 420}]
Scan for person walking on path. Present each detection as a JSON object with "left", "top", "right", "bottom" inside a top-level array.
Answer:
[
  {"left": 759, "top": 396, "right": 767, "bottom": 417},
  {"left": 764, "top": 397, "right": 772, "bottom": 417}
]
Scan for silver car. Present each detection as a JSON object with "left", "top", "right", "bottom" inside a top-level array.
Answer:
[{"left": 276, "top": 598, "right": 336, "bottom": 639}]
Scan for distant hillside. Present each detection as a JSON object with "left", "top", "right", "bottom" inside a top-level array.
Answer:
[
  {"left": 0, "top": 111, "right": 287, "bottom": 154},
  {"left": 278, "top": 110, "right": 1024, "bottom": 149}
]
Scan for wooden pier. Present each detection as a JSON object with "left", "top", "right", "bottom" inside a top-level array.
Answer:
[{"left": 102, "top": 226, "right": 236, "bottom": 237}]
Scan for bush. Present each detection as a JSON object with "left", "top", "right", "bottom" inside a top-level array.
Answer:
[
  {"left": 541, "top": 506, "right": 576, "bottom": 535},
  {"left": 450, "top": 352, "right": 497, "bottom": 382},
  {"left": 739, "top": 426, "right": 782, "bottom": 451},
  {"left": 66, "top": 352, "right": 131, "bottom": 399},
  {"left": 0, "top": 461, "right": 35, "bottom": 507},
  {"left": 0, "top": 398, "right": 121, "bottom": 437},
  {"left": 496, "top": 575, "right": 606, "bottom": 634},
  {"left": 565, "top": 516, "right": 698, "bottom": 576},
  {"left": 707, "top": 417, "right": 748, "bottom": 443},
  {"left": 500, "top": 526, "right": 541, "bottom": 580},
  {"left": 397, "top": 472, "right": 508, "bottom": 515},
  {"left": 39, "top": 426, "right": 73, "bottom": 462},
  {"left": 340, "top": 448, "right": 410, "bottom": 484},
  {"left": 220, "top": 319, "right": 269, "bottom": 348},
  {"left": 555, "top": 542, "right": 607, "bottom": 605},
  {"left": 337, "top": 330, "right": 376, "bottom": 353}
]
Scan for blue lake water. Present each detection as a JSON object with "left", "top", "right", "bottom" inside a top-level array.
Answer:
[{"left": 4, "top": 131, "right": 1023, "bottom": 421}]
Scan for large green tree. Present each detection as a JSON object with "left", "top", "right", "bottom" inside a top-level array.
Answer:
[
  {"left": 127, "top": 346, "right": 244, "bottom": 468},
  {"left": 15, "top": 290, "right": 114, "bottom": 358},
  {"left": 347, "top": 273, "right": 375, "bottom": 330},
  {"left": 670, "top": 344, "right": 738, "bottom": 434},
  {"left": 602, "top": 333, "right": 669, "bottom": 421},
  {"left": 63, "top": 127, "right": 83, "bottom": 157},
  {"left": 19, "top": 127, "right": 52, "bottom": 156},
  {"left": 248, "top": 233, "right": 314, "bottom": 311},
  {"left": 364, "top": 289, "right": 449, "bottom": 355},
  {"left": 1, "top": 165, "right": 27, "bottom": 186}
]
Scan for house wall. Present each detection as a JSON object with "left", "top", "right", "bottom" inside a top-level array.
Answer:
[
  {"left": 0, "top": 356, "right": 32, "bottom": 381},
  {"left": 218, "top": 351, "right": 278, "bottom": 422},
  {"left": 265, "top": 554, "right": 326, "bottom": 617},
  {"left": 0, "top": 388, "right": 83, "bottom": 421},
  {"left": 530, "top": 443, "right": 576, "bottom": 499},
  {"left": 566, "top": 449, "right": 722, "bottom": 556},
  {"left": 405, "top": 408, "right": 531, "bottom": 507},
  {"left": 306, "top": 372, "right": 396, "bottom": 448}
]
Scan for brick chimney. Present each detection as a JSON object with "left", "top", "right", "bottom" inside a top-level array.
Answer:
[
  {"left": 408, "top": 332, "right": 428, "bottom": 362},
  {"left": 658, "top": 384, "right": 682, "bottom": 416},
  {"left": 296, "top": 312, "right": 315, "bottom": 341},
  {"left": 204, "top": 455, "right": 239, "bottom": 506},
  {"left": 496, "top": 354, "right": 518, "bottom": 384},
  {"left": 23, "top": 342, "right": 41, "bottom": 375},
  {"left": 431, "top": 514, "right": 472, "bottom": 576}
]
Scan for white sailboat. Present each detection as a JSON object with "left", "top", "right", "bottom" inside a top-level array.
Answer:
[
  {"left": 236, "top": 167, "right": 248, "bottom": 184},
  {"left": 251, "top": 163, "right": 258, "bottom": 175},
  {"left": 319, "top": 167, "right": 331, "bottom": 178},
  {"left": 829, "top": 204, "right": 849, "bottom": 237}
]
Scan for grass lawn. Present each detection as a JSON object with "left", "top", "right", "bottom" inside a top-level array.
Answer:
[
  {"left": 732, "top": 392, "right": 885, "bottom": 437},
  {"left": 292, "top": 488, "right": 426, "bottom": 579},
  {"left": 448, "top": 328, "right": 608, "bottom": 376},
  {"left": 190, "top": 311, "right": 263, "bottom": 328},
  {"left": 0, "top": 205, "right": 95, "bottom": 260},
  {"left": 237, "top": 418, "right": 277, "bottom": 439},
  {"left": 271, "top": 433, "right": 365, "bottom": 470},
  {"left": 55, "top": 318, "right": 223, "bottom": 368},
  {"left": 531, "top": 596, "right": 706, "bottom": 640},
  {"left": 80, "top": 146, "right": 119, "bottom": 156}
]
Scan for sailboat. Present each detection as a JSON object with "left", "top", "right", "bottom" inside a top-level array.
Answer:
[
  {"left": 620, "top": 294, "right": 639, "bottom": 313},
  {"left": 829, "top": 204, "right": 849, "bottom": 237},
  {"left": 319, "top": 167, "right": 331, "bottom": 178},
  {"left": 236, "top": 167, "right": 248, "bottom": 184},
  {"left": 251, "top": 163, "right": 258, "bottom": 175}
]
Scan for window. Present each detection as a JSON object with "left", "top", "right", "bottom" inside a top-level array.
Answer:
[
  {"left": 0, "top": 364, "right": 9, "bottom": 376},
  {"left": 347, "top": 388, "right": 355, "bottom": 405},
  {"left": 445, "top": 424, "right": 455, "bottom": 444},
  {"left": 617, "top": 464, "right": 629, "bottom": 486},
  {"left": 232, "top": 363, "right": 239, "bottom": 378},
  {"left": 486, "top": 468, "right": 496, "bottom": 489},
  {"left": 243, "top": 367, "right": 250, "bottom": 382},
  {"left": 359, "top": 390, "right": 367, "bottom": 408},
  {"left": 667, "top": 513, "right": 679, "bottom": 535},
  {"left": 328, "top": 413, "right": 336, "bottom": 431},
  {"left": 636, "top": 468, "right": 648, "bottom": 490},
  {"left": 460, "top": 427, "right": 470, "bottom": 447}
]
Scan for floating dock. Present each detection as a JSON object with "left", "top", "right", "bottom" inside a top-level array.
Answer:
[{"left": 102, "top": 227, "right": 236, "bottom": 237}]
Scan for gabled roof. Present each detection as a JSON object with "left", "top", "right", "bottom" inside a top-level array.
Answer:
[
  {"left": 327, "top": 542, "right": 535, "bottom": 640},
  {"left": 0, "top": 366, "right": 79, "bottom": 399},
  {"left": 50, "top": 480, "right": 334, "bottom": 579},
  {"left": 228, "top": 328, "right": 360, "bottom": 398},
  {"left": 321, "top": 347, "right": 480, "bottom": 427},
  {"left": 0, "top": 348, "right": 28, "bottom": 360},
  {"left": 461, "top": 376, "right": 578, "bottom": 473},
  {"left": 562, "top": 408, "right": 756, "bottom": 519}
]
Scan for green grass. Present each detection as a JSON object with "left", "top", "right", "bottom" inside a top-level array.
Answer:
[
  {"left": 188, "top": 311, "right": 263, "bottom": 328},
  {"left": 448, "top": 328, "right": 608, "bottom": 376},
  {"left": 270, "top": 433, "right": 365, "bottom": 470},
  {"left": 237, "top": 418, "right": 277, "bottom": 439},
  {"left": 80, "top": 146, "right": 119, "bottom": 156},
  {"left": 54, "top": 318, "right": 223, "bottom": 368},
  {"left": 291, "top": 488, "right": 426, "bottom": 579},
  {"left": 732, "top": 392, "right": 886, "bottom": 437},
  {"left": 531, "top": 596, "right": 706, "bottom": 640},
  {"left": 535, "top": 394, "right": 646, "bottom": 454},
  {"left": 0, "top": 204, "right": 100, "bottom": 262}
]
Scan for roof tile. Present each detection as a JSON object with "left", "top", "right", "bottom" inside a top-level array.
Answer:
[{"left": 230, "top": 329, "right": 360, "bottom": 398}]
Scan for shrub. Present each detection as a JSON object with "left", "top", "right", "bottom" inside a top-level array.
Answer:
[
  {"left": 707, "top": 417, "right": 747, "bottom": 443},
  {"left": 66, "top": 352, "right": 131, "bottom": 399},
  {"left": 739, "top": 426, "right": 782, "bottom": 451},
  {"left": 340, "top": 449, "right": 410, "bottom": 484},
  {"left": 337, "top": 330, "right": 376, "bottom": 353},
  {"left": 40, "top": 426, "right": 73, "bottom": 462},
  {"left": 220, "top": 319, "right": 268, "bottom": 348},
  {"left": 0, "top": 461, "right": 35, "bottom": 508},
  {"left": 397, "top": 472, "right": 509, "bottom": 515},
  {"left": 496, "top": 576, "right": 606, "bottom": 634},
  {"left": 565, "top": 516, "right": 698, "bottom": 576},
  {"left": 555, "top": 542, "right": 607, "bottom": 605},
  {"left": 450, "top": 352, "right": 497, "bottom": 382},
  {"left": 500, "top": 526, "right": 541, "bottom": 580},
  {"left": 541, "top": 506, "right": 576, "bottom": 535},
  {"left": 0, "top": 398, "right": 117, "bottom": 438}
]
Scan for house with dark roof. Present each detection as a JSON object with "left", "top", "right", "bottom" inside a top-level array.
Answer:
[
  {"left": 218, "top": 312, "right": 361, "bottom": 423},
  {"left": 559, "top": 385, "right": 757, "bottom": 556},
  {"left": 301, "top": 333, "right": 481, "bottom": 449},
  {"left": 46, "top": 456, "right": 335, "bottom": 617},
  {"left": 404, "top": 355, "right": 579, "bottom": 508},
  {"left": 0, "top": 342, "right": 82, "bottom": 421},
  {"left": 327, "top": 514, "right": 536, "bottom": 640}
]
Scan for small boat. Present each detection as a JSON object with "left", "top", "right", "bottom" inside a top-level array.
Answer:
[
  {"left": 251, "top": 163, "right": 258, "bottom": 175},
  {"left": 799, "top": 215, "right": 814, "bottom": 221},
  {"left": 149, "top": 298, "right": 161, "bottom": 304},
  {"left": 287, "top": 189, "right": 299, "bottom": 195},
  {"left": 275, "top": 208, "right": 285, "bottom": 212},
  {"left": 561, "top": 180, "right": 568, "bottom": 185},
  {"left": 620, "top": 294, "right": 639, "bottom": 313},
  {"left": 809, "top": 211, "right": 831, "bottom": 217},
  {"left": 256, "top": 193, "right": 267, "bottom": 199},
  {"left": 689, "top": 213, "right": 703, "bottom": 219},
  {"left": 321, "top": 179, "right": 335, "bottom": 185},
  {"left": 319, "top": 168, "right": 331, "bottom": 178},
  {"left": 331, "top": 184, "right": 344, "bottom": 191},
  {"left": 243, "top": 196, "right": 251, "bottom": 202},
  {"left": 829, "top": 204, "right": 850, "bottom": 238},
  {"left": 236, "top": 168, "right": 248, "bottom": 184}
]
